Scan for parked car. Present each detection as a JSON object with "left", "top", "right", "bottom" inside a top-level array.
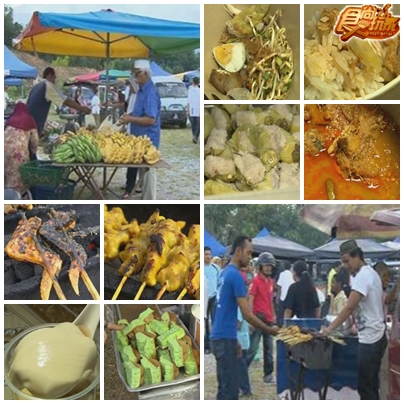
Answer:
[{"left": 152, "top": 76, "right": 188, "bottom": 128}]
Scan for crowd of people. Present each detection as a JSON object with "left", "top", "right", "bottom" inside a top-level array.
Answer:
[
  {"left": 4, "top": 60, "right": 200, "bottom": 200},
  {"left": 205, "top": 237, "right": 399, "bottom": 400}
]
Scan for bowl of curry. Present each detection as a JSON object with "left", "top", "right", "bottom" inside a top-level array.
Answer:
[{"left": 304, "top": 104, "right": 400, "bottom": 200}]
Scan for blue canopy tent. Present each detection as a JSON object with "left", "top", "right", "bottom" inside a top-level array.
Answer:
[
  {"left": 151, "top": 61, "right": 171, "bottom": 77},
  {"left": 204, "top": 229, "right": 226, "bottom": 257},
  {"left": 5, "top": 78, "right": 23, "bottom": 86},
  {"left": 4, "top": 46, "right": 37, "bottom": 78},
  {"left": 314, "top": 238, "right": 397, "bottom": 260},
  {"left": 256, "top": 227, "right": 270, "bottom": 238}
]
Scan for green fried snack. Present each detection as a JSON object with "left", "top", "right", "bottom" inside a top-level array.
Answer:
[
  {"left": 123, "top": 362, "right": 144, "bottom": 389},
  {"left": 115, "top": 331, "right": 129, "bottom": 351},
  {"left": 141, "top": 357, "right": 162, "bottom": 385},
  {"left": 136, "top": 332, "right": 156, "bottom": 359},
  {"left": 159, "top": 357, "right": 180, "bottom": 382},
  {"left": 167, "top": 339, "right": 188, "bottom": 367},
  {"left": 149, "top": 319, "right": 170, "bottom": 335},
  {"left": 161, "top": 311, "right": 170, "bottom": 324},
  {"left": 118, "top": 319, "right": 129, "bottom": 327},
  {"left": 156, "top": 325, "right": 185, "bottom": 349},
  {"left": 184, "top": 347, "right": 199, "bottom": 376},
  {"left": 138, "top": 307, "right": 155, "bottom": 324},
  {"left": 123, "top": 319, "right": 145, "bottom": 337},
  {"left": 157, "top": 348, "right": 172, "bottom": 362},
  {"left": 121, "top": 345, "right": 137, "bottom": 363}
]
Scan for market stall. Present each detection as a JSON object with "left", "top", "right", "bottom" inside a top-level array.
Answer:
[{"left": 52, "top": 161, "right": 169, "bottom": 200}]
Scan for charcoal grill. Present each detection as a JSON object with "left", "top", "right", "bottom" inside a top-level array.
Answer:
[
  {"left": 104, "top": 204, "right": 200, "bottom": 300},
  {"left": 285, "top": 338, "right": 334, "bottom": 400},
  {"left": 4, "top": 204, "right": 100, "bottom": 300}
]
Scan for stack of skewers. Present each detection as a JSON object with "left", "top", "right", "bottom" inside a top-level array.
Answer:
[
  {"left": 104, "top": 206, "right": 200, "bottom": 300},
  {"left": 277, "top": 326, "right": 346, "bottom": 346}
]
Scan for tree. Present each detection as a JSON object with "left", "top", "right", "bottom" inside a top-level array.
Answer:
[
  {"left": 4, "top": 6, "right": 23, "bottom": 47},
  {"left": 204, "top": 204, "right": 328, "bottom": 249},
  {"left": 52, "top": 55, "right": 70, "bottom": 67}
]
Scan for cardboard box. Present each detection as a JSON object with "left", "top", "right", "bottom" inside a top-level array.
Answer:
[{"left": 204, "top": 4, "right": 300, "bottom": 100}]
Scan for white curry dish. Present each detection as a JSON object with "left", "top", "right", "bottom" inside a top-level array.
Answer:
[
  {"left": 4, "top": 323, "right": 100, "bottom": 400},
  {"left": 204, "top": 104, "right": 300, "bottom": 200},
  {"left": 304, "top": 4, "right": 400, "bottom": 100},
  {"left": 205, "top": 4, "right": 300, "bottom": 100}
]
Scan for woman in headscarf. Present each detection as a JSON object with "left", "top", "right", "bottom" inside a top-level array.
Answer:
[{"left": 4, "top": 102, "right": 39, "bottom": 193}]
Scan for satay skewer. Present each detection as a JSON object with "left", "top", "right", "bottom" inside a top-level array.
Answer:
[
  {"left": 51, "top": 209, "right": 100, "bottom": 300},
  {"left": 155, "top": 284, "right": 167, "bottom": 300},
  {"left": 134, "top": 282, "right": 146, "bottom": 300},
  {"left": 19, "top": 212, "right": 67, "bottom": 301}
]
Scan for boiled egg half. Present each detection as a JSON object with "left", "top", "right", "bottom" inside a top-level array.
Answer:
[{"left": 213, "top": 43, "right": 246, "bottom": 73}]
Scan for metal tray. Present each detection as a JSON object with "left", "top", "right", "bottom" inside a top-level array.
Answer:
[{"left": 112, "top": 304, "right": 200, "bottom": 393}]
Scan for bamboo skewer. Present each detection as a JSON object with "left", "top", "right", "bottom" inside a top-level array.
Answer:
[
  {"left": 176, "top": 288, "right": 187, "bottom": 300},
  {"left": 156, "top": 284, "right": 167, "bottom": 300},
  {"left": 134, "top": 282, "right": 146, "bottom": 300},
  {"left": 112, "top": 255, "right": 138, "bottom": 300},
  {"left": 112, "top": 277, "right": 128, "bottom": 300}
]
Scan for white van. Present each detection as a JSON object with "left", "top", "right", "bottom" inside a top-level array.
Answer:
[{"left": 152, "top": 76, "right": 188, "bottom": 128}]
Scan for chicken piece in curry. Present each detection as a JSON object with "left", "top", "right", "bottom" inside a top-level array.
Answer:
[{"left": 304, "top": 105, "right": 400, "bottom": 200}]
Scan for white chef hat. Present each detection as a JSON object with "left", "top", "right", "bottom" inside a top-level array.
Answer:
[{"left": 133, "top": 59, "right": 151, "bottom": 69}]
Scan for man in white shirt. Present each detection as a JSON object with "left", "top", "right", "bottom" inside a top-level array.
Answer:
[
  {"left": 276, "top": 266, "right": 294, "bottom": 326},
  {"left": 187, "top": 76, "right": 200, "bottom": 144},
  {"left": 323, "top": 240, "right": 386, "bottom": 400},
  {"left": 204, "top": 246, "right": 219, "bottom": 354}
]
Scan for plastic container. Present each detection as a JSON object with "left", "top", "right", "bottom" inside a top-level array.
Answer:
[
  {"left": 20, "top": 161, "right": 69, "bottom": 187},
  {"left": 4, "top": 324, "right": 100, "bottom": 400},
  {"left": 31, "top": 180, "right": 76, "bottom": 200}
]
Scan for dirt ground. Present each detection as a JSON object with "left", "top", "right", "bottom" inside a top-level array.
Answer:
[{"left": 204, "top": 348, "right": 278, "bottom": 400}]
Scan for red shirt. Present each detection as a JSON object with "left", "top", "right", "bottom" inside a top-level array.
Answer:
[{"left": 249, "top": 273, "right": 275, "bottom": 323}]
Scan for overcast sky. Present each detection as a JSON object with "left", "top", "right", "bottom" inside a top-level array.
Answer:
[{"left": 7, "top": 4, "right": 200, "bottom": 25}]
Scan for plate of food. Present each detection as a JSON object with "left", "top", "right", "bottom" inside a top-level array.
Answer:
[
  {"left": 304, "top": 104, "right": 400, "bottom": 200},
  {"left": 204, "top": 4, "right": 300, "bottom": 100}
]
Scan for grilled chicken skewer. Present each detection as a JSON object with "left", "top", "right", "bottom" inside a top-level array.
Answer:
[
  {"left": 5, "top": 214, "right": 66, "bottom": 300},
  {"left": 134, "top": 219, "right": 186, "bottom": 300},
  {"left": 177, "top": 260, "right": 200, "bottom": 300},
  {"left": 155, "top": 225, "right": 200, "bottom": 300},
  {"left": 112, "top": 210, "right": 163, "bottom": 300},
  {"left": 47, "top": 209, "right": 100, "bottom": 300}
]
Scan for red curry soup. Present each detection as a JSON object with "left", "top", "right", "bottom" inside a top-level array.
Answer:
[{"left": 304, "top": 105, "right": 400, "bottom": 200}]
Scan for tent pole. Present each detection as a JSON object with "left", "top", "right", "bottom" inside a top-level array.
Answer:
[{"left": 106, "top": 33, "right": 110, "bottom": 110}]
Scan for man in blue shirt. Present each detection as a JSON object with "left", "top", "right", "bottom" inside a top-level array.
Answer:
[
  {"left": 121, "top": 59, "right": 161, "bottom": 200},
  {"left": 211, "top": 236, "right": 279, "bottom": 400}
]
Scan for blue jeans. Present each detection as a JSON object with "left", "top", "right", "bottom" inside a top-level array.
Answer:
[
  {"left": 246, "top": 314, "right": 274, "bottom": 376},
  {"left": 358, "top": 333, "right": 387, "bottom": 400},
  {"left": 212, "top": 339, "right": 239, "bottom": 400},
  {"left": 237, "top": 349, "right": 252, "bottom": 395},
  {"left": 189, "top": 116, "right": 200, "bottom": 140}
]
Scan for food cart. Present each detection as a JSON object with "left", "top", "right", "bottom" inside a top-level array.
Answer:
[{"left": 276, "top": 319, "right": 359, "bottom": 400}]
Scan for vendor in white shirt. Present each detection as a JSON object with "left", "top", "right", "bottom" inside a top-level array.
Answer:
[{"left": 323, "top": 239, "right": 387, "bottom": 400}]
